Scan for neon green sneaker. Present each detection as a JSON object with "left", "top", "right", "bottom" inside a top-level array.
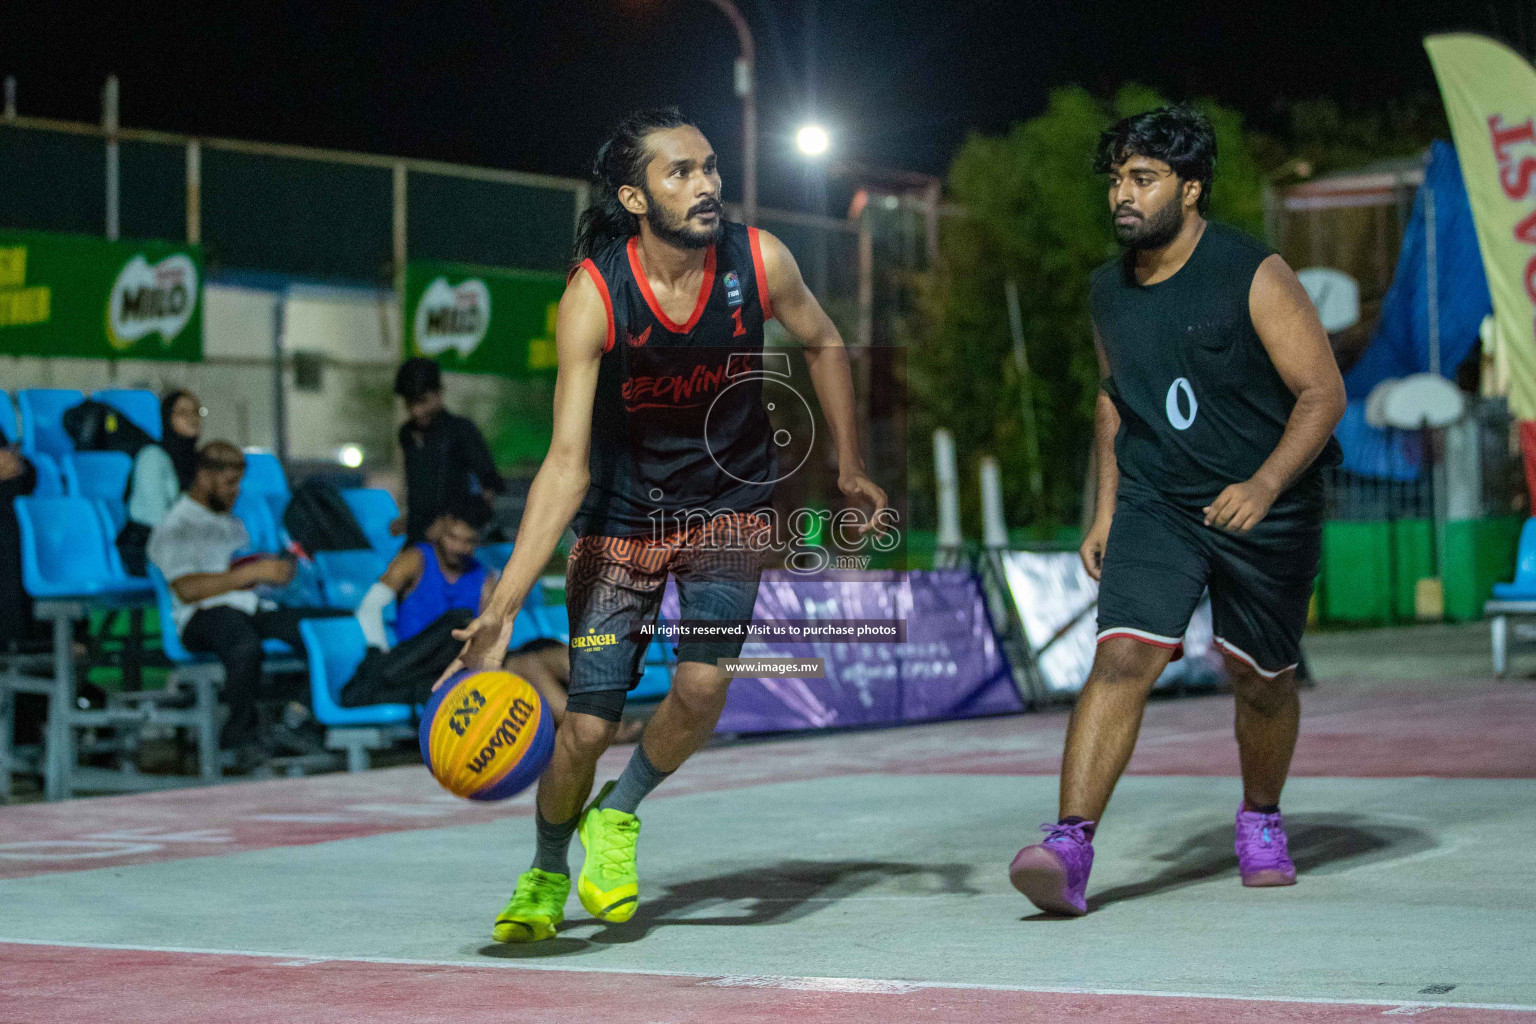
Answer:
[
  {"left": 491, "top": 868, "right": 570, "bottom": 943},
  {"left": 576, "top": 781, "right": 641, "bottom": 923}
]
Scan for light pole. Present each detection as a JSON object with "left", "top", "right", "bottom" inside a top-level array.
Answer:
[
  {"left": 795, "top": 123, "right": 831, "bottom": 298},
  {"left": 702, "top": 0, "right": 756, "bottom": 225}
]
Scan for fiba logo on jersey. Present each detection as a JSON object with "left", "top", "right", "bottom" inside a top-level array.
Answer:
[
  {"left": 1166, "top": 378, "right": 1199, "bottom": 430},
  {"left": 723, "top": 270, "right": 744, "bottom": 308}
]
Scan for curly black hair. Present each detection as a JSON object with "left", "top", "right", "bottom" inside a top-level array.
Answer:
[{"left": 1094, "top": 105, "right": 1216, "bottom": 214}]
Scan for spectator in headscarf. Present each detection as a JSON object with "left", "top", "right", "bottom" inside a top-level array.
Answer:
[{"left": 117, "top": 389, "right": 202, "bottom": 576}]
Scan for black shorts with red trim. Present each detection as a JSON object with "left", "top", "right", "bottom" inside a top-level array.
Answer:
[{"left": 1095, "top": 478, "right": 1321, "bottom": 678}]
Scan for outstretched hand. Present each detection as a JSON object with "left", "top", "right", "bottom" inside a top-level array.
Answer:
[{"left": 433, "top": 609, "right": 518, "bottom": 691}]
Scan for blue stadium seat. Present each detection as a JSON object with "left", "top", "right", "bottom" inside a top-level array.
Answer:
[
  {"left": 299, "top": 617, "right": 413, "bottom": 726},
  {"left": 265, "top": 492, "right": 289, "bottom": 541},
  {"left": 341, "top": 487, "right": 405, "bottom": 557},
  {"left": 240, "top": 449, "right": 289, "bottom": 498},
  {"left": 65, "top": 450, "right": 133, "bottom": 500},
  {"left": 313, "top": 549, "right": 389, "bottom": 610},
  {"left": 476, "top": 542, "right": 513, "bottom": 571},
  {"left": 1492, "top": 518, "right": 1536, "bottom": 600},
  {"left": 27, "top": 452, "right": 64, "bottom": 497},
  {"left": 0, "top": 392, "right": 18, "bottom": 445},
  {"left": 233, "top": 488, "right": 281, "bottom": 555},
  {"left": 17, "top": 388, "right": 85, "bottom": 460},
  {"left": 93, "top": 389, "right": 162, "bottom": 441},
  {"left": 90, "top": 500, "right": 146, "bottom": 585},
  {"left": 15, "top": 496, "right": 130, "bottom": 597}
]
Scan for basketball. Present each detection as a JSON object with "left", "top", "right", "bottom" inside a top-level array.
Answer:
[{"left": 419, "top": 669, "right": 555, "bottom": 801}]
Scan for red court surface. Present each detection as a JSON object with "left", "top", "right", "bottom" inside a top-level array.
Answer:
[
  {"left": 3, "top": 943, "right": 1532, "bottom": 1024},
  {"left": 2, "top": 673, "right": 1534, "bottom": 1022}
]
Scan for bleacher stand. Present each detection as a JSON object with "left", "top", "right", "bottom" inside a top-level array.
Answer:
[
  {"left": 342, "top": 487, "right": 406, "bottom": 557},
  {"left": 65, "top": 451, "right": 134, "bottom": 533},
  {"left": 26, "top": 452, "right": 63, "bottom": 498},
  {"left": 299, "top": 616, "right": 415, "bottom": 771},
  {"left": 16, "top": 388, "right": 85, "bottom": 461},
  {"left": 93, "top": 389, "right": 163, "bottom": 441},
  {"left": 1486, "top": 517, "right": 1536, "bottom": 676}
]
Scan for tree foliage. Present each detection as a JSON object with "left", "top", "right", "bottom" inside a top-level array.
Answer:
[{"left": 909, "top": 85, "right": 1266, "bottom": 536}]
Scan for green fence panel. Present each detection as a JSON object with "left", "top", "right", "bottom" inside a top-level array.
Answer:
[
  {"left": 201, "top": 148, "right": 392, "bottom": 282},
  {"left": 1444, "top": 516, "right": 1523, "bottom": 621},
  {"left": 407, "top": 173, "right": 575, "bottom": 274},
  {"left": 0, "top": 126, "right": 104, "bottom": 237},
  {"left": 120, "top": 139, "right": 186, "bottom": 242}
]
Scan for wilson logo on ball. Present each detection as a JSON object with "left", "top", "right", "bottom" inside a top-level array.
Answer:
[{"left": 466, "top": 698, "right": 536, "bottom": 775}]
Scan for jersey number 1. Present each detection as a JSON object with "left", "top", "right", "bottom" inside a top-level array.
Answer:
[{"left": 731, "top": 307, "right": 747, "bottom": 337}]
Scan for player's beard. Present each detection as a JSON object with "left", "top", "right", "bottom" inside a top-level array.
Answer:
[
  {"left": 1114, "top": 194, "right": 1185, "bottom": 250},
  {"left": 644, "top": 188, "right": 724, "bottom": 249}
]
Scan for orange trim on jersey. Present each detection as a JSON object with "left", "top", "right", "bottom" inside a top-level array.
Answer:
[
  {"left": 747, "top": 226, "right": 774, "bottom": 321},
  {"left": 627, "top": 236, "right": 717, "bottom": 334},
  {"left": 577, "top": 258, "right": 616, "bottom": 354}
]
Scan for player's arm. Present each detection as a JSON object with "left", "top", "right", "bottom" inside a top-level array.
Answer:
[
  {"left": 438, "top": 268, "right": 607, "bottom": 682},
  {"left": 1205, "top": 254, "right": 1346, "bottom": 533},
  {"left": 355, "top": 546, "right": 423, "bottom": 651},
  {"left": 478, "top": 567, "right": 498, "bottom": 615},
  {"left": 1081, "top": 325, "right": 1120, "bottom": 580},
  {"left": 758, "top": 229, "right": 888, "bottom": 531}
]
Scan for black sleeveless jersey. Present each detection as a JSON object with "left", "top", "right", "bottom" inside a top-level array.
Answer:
[
  {"left": 1089, "top": 221, "right": 1340, "bottom": 510},
  {"left": 572, "top": 220, "right": 778, "bottom": 537}
]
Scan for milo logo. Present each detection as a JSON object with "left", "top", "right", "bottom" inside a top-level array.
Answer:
[
  {"left": 466, "top": 698, "right": 536, "bottom": 775},
  {"left": 415, "top": 276, "right": 490, "bottom": 358},
  {"left": 108, "top": 253, "right": 199, "bottom": 350}
]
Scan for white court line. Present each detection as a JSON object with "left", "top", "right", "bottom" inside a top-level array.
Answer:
[{"left": 0, "top": 936, "right": 1531, "bottom": 1014}]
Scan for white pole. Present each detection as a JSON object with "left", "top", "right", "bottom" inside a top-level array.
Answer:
[
  {"left": 980, "top": 455, "right": 1009, "bottom": 548},
  {"left": 185, "top": 139, "right": 201, "bottom": 245},
  {"left": 933, "top": 429, "right": 962, "bottom": 554},
  {"left": 103, "top": 76, "right": 120, "bottom": 241}
]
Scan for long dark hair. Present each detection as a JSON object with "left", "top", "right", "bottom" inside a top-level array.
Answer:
[
  {"left": 571, "top": 107, "right": 693, "bottom": 268},
  {"left": 159, "top": 389, "right": 200, "bottom": 491}
]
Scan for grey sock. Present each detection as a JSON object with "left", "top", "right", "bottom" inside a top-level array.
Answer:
[
  {"left": 602, "top": 743, "right": 673, "bottom": 815},
  {"left": 531, "top": 811, "right": 578, "bottom": 876}
]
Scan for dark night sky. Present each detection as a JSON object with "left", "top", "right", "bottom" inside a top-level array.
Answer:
[{"left": 1, "top": 1, "right": 1527, "bottom": 212}]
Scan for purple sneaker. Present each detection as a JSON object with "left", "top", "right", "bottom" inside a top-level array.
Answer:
[
  {"left": 1235, "top": 805, "right": 1296, "bottom": 887},
  {"left": 1009, "top": 820, "right": 1095, "bottom": 916}
]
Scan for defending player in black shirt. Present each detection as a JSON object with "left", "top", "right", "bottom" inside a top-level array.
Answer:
[{"left": 1010, "top": 106, "right": 1346, "bottom": 916}]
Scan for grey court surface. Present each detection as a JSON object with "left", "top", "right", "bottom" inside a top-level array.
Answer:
[{"left": 2, "top": 773, "right": 1532, "bottom": 1010}]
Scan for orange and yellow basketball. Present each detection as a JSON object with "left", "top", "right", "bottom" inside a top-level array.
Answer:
[{"left": 419, "top": 669, "right": 555, "bottom": 801}]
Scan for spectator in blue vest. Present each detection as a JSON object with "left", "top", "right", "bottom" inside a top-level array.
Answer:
[{"left": 348, "top": 497, "right": 570, "bottom": 716}]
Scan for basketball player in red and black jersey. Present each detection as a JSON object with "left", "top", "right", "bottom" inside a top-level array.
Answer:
[{"left": 439, "top": 108, "right": 886, "bottom": 942}]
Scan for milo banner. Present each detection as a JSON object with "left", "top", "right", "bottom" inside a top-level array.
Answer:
[
  {"left": 0, "top": 229, "right": 203, "bottom": 361},
  {"left": 403, "top": 260, "right": 565, "bottom": 377}
]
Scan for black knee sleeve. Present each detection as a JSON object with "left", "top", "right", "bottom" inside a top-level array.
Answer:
[{"left": 564, "top": 687, "right": 626, "bottom": 723}]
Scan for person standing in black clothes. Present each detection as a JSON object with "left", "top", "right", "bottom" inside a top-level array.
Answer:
[
  {"left": 391, "top": 357, "right": 505, "bottom": 545},
  {"left": 0, "top": 432, "right": 39, "bottom": 651},
  {"left": 1008, "top": 106, "right": 1346, "bottom": 916}
]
